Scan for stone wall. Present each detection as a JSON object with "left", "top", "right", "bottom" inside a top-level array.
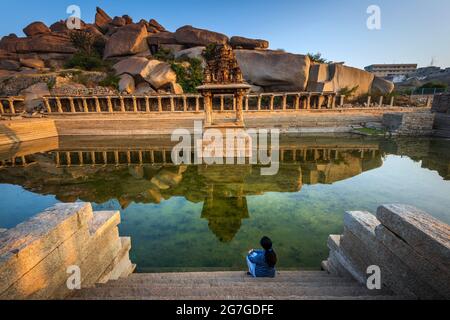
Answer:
[
  {"left": 431, "top": 92, "right": 450, "bottom": 114},
  {"left": 0, "top": 203, "right": 134, "bottom": 300},
  {"left": 433, "top": 113, "right": 450, "bottom": 138},
  {"left": 323, "top": 204, "right": 450, "bottom": 300},
  {"left": 0, "top": 119, "right": 58, "bottom": 146},
  {"left": 382, "top": 112, "right": 435, "bottom": 136}
]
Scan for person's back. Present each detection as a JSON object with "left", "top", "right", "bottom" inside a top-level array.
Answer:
[{"left": 246, "top": 236, "right": 277, "bottom": 278}]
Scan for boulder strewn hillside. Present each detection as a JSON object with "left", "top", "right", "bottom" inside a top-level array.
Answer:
[{"left": 0, "top": 6, "right": 393, "bottom": 102}]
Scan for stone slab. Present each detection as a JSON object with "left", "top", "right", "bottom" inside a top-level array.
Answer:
[
  {"left": 0, "top": 225, "right": 91, "bottom": 299},
  {"left": 375, "top": 224, "right": 449, "bottom": 298},
  {"left": 376, "top": 204, "right": 450, "bottom": 270},
  {"left": 0, "top": 203, "right": 93, "bottom": 294},
  {"left": 344, "top": 211, "right": 441, "bottom": 299}
]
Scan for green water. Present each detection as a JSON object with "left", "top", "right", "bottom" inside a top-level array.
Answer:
[{"left": 0, "top": 135, "right": 449, "bottom": 272}]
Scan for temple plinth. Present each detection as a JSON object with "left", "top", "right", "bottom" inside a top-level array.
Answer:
[{"left": 197, "top": 44, "right": 251, "bottom": 128}]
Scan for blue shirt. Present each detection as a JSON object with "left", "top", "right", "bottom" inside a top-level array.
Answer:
[{"left": 247, "top": 250, "right": 276, "bottom": 278}]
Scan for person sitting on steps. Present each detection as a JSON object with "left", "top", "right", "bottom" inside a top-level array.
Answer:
[{"left": 246, "top": 236, "right": 277, "bottom": 278}]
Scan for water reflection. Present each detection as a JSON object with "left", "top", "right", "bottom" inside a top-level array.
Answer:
[{"left": 1, "top": 135, "right": 448, "bottom": 243}]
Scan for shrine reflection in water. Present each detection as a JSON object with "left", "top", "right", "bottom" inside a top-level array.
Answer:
[{"left": 0, "top": 134, "right": 449, "bottom": 272}]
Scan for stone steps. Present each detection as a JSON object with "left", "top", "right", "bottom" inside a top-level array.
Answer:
[{"left": 72, "top": 271, "right": 396, "bottom": 300}]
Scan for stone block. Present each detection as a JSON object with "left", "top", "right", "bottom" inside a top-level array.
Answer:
[
  {"left": 0, "top": 225, "right": 92, "bottom": 299},
  {"left": 0, "top": 203, "right": 93, "bottom": 294},
  {"left": 376, "top": 204, "right": 450, "bottom": 270},
  {"left": 343, "top": 211, "right": 441, "bottom": 299},
  {"left": 375, "top": 224, "right": 449, "bottom": 298}
]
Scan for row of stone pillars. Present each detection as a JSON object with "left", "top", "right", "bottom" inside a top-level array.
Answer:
[
  {"left": 43, "top": 147, "right": 379, "bottom": 168},
  {"left": 42, "top": 95, "right": 202, "bottom": 114},
  {"left": 0, "top": 93, "right": 433, "bottom": 115}
]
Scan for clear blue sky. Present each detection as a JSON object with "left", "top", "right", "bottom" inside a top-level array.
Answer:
[{"left": 1, "top": 0, "right": 449, "bottom": 69}]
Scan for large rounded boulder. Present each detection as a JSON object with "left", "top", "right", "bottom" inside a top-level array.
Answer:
[
  {"left": 234, "top": 49, "right": 311, "bottom": 91},
  {"left": 104, "top": 24, "right": 149, "bottom": 58},
  {"left": 371, "top": 76, "right": 395, "bottom": 94},
  {"left": 230, "top": 36, "right": 269, "bottom": 50},
  {"left": 23, "top": 22, "right": 51, "bottom": 37},
  {"left": 174, "top": 25, "right": 229, "bottom": 47},
  {"left": 113, "top": 56, "right": 177, "bottom": 90}
]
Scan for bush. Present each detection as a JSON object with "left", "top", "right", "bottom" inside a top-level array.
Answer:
[
  {"left": 64, "top": 52, "right": 111, "bottom": 71},
  {"left": 171, "top": 57, "right": 204, "bottom": 93},
  {"left": 69, "top": 30, "right": 105, "bottom": 56},
  {"left": 419, "top": 82, "right": 448, "bottom": 89},
  {"left": 307, "top": 52, "right": 329, "bottom": 64},
  {"left": 99, "top": 73, "right": 120, "bottom": 90},
  {"left": 153, "top": 47, "right": 175, "bottom": 63}
]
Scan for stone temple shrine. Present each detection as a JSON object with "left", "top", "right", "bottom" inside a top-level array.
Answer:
[{"left": 197, "top": 44, "right": 251, "bottom": 128}]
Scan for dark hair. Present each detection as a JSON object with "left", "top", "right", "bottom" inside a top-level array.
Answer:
[{"left": 260, "top": 236, "right": 277, "bottom": 268}]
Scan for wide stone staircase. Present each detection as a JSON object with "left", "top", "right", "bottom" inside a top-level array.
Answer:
[{"left": 71, "top": 271, "right": 399, "bottom": 300}]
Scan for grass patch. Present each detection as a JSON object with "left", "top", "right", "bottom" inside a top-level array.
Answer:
[{"left": 354, "top": 127, "right": 386, "bottom": 136}]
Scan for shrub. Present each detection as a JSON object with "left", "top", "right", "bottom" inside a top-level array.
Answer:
[
  {"left": 69, "top": 30, "right": 105, "bottom": 56},
  {"left": 99, "top": 73, "right": 120, "bottom": 90},
  {"left": 171, "top": 57, "right": 204, "bottom": 93},
  {"left": 419, "top": 82, "right": 447, "bottom": 89},
  {"left": 153, "top": 47, "right": 175, "bottom": 63},
  {"left": 307, "top": 52, "right": 329, "bottom": 64},
  {"left": 66, "top": 30, "right": 110, "bottom": 71}
]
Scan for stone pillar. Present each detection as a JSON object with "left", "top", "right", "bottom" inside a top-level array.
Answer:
[
  {"left": 306, "top": 94, "right": 311, "bottom": 110},
  {"left": 69, "top": 97, "right": 76, "bottom": 113},
  {"left": 114, "top": 151, "right": 119, "bottom": 166},
  {"left": 0, "top": 100, "right": 5, "bottom": 114},
  {"left": 103, "top": 151, "right": 107, "bottom": 165},
  {"left": 195, "top": 96, "right": 200, "bottom": 112},
  {"left": 107, "top": 97, "right": 113, "bottom": 113},
  {"left": 55, "top": 152, "right": 60, "bottom": 167},
  {"left": 378, "top": 96, "right": 384, "bottom": 107},
  {"left": 390, "top": 96, "right": 395, "bottom": 107},
  {"left": 245, "top": 96, "right": 249, "bottom": 111},
  {"left": 132, "top": 96, "right": 138, "bottom": 112},
  {"left": 43, "top": 97, "right": 51, "bottom": 113},
  {"left": 56, "top": 97, "right": 63, "bottom": 113},
  {"left": 66, "top": 152, "right": 72, "bottom": 166},
  {"left": 204, "top": 92, "right": 213, "bottom": 126},
  {"left": 326, "top": 95, "right": 332, "bottom": 109},
  {"left": 367, "top": 96, "right": 372, "bottom": 107},
  {"left": 126, "top": 151, "right": 131, "bottom": 165},
  {"left": 282, "top": 94, "right": 287, "bottom": 111},
  {"left": 220, "top": 95, "right": 225, "bottom": 111},
  {"left": 170, "top": 97, "right": 175, "bottom": 112},
  {"left": 257, "top": 95, "right": 262, "bottom": 111},
  {"left": 235, "top": 90, "right": 245, "bottom": 124},
  {"left": 270, "top": 95, "right": 275, "bottom": 111},
  {"left": 183, "top": 96, "right": 188, "bottom": 112},
  {"left": 82, "top": 98, "right": 89, "bottom": 113},
  {"left": 94, "top": 96, "right": 101, "bottom": 113},
  {"left": 317, "top": 94, "right": 325, "bottom": 109},
  {"left": 120, "top": 96, "right": 126, "bottom": 112},
  {"left": 339, "top": 95, "right": 345, "bottom": 107},
  {"left": 8, "top": 98, "right": 15, "bottom": 114},
  {"left": 145, "top": 97, "right": 150, "bottom": 113},
  {"left": 157, "top": 97, "right": 163, "bottom": 112},
  {"left": 150, "top": 150, "right": 155, "bottom": 163},
  {"left": 91, "top": 151, "right": 96, "bottom": 166},
  {"left": 78, "top": 152, "right": 84, "bottom": 166},
  {"left": 332, "top": 95, "right": 336, "bottom": 109},
  {"left": 295, "top": 95, "right": 300, "bottom": 110}
]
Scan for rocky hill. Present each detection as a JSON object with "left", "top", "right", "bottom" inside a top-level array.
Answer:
[{"left": 0, "top": 7, "right": 394, "bottom": 103}]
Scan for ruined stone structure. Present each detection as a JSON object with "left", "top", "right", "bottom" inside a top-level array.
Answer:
[
  {"left": 324, "top": 204, "right": 450, "bottom": 299},
  {"left": 0, "top": 203, "right": 134, "bottom": 299}
]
